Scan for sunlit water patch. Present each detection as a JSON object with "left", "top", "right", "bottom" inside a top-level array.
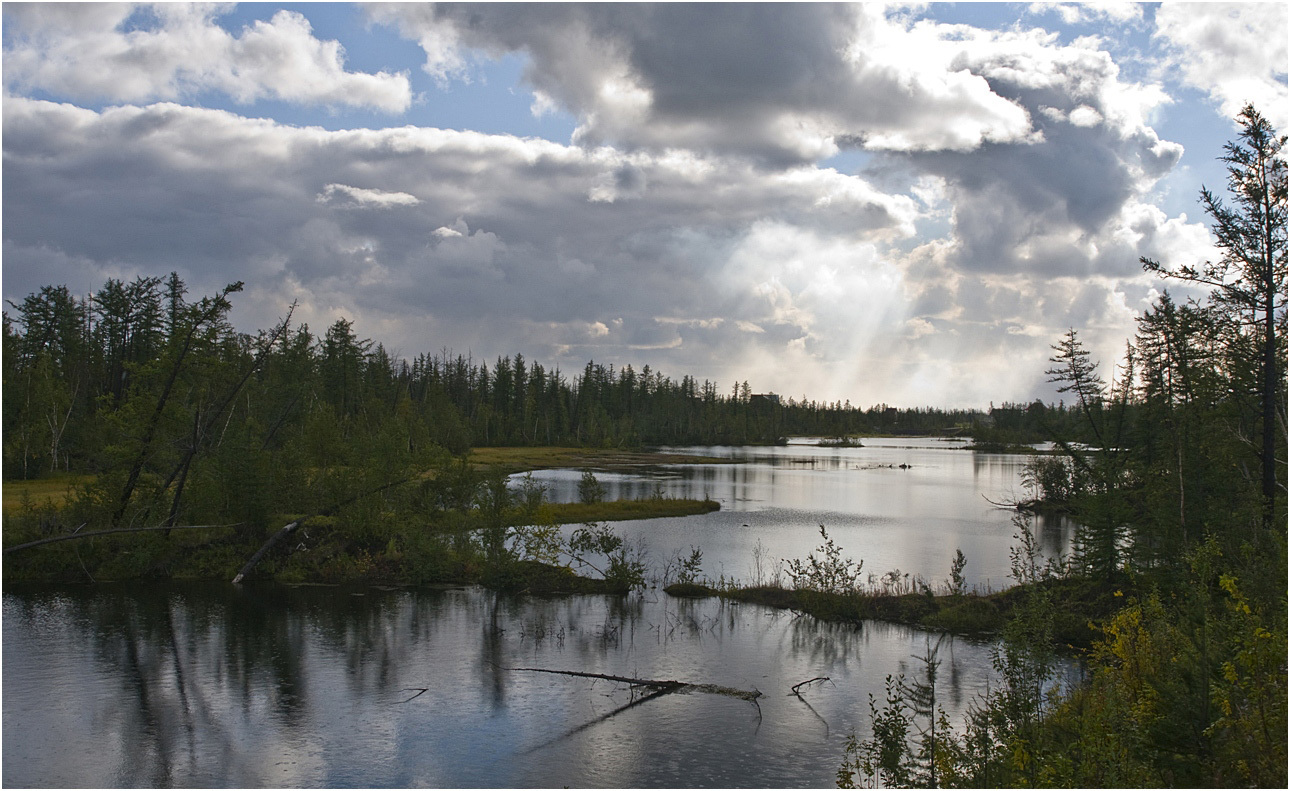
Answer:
[{"left": 517, "top": 439, "right": 1076, "bottom": 591}]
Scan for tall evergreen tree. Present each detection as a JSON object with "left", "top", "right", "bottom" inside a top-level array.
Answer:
[{"left": 1142, "top": 104, "right": 1287, "bottom": 529}]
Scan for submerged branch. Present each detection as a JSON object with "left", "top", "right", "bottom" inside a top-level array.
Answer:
[
  {"left": 790, "top": 676, "right": 831, "bottom": 696},
  {"left": 495, "top": 664, "right": 763, "bottom": 754},
  {"left": 502, "top": 665, "right": 762, "bottom": 702}
]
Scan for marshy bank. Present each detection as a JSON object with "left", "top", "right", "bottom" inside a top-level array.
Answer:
[{"left": 2, "top": 452, "right": 719, "bottom": 592}]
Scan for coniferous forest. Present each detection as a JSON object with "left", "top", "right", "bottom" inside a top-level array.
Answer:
[{"left": 3, "top": 107, "right": 1286, "bottom": 788}]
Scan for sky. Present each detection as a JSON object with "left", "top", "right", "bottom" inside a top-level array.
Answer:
[{"left": 3, "top": 2, "right": 1287, "bottom": 408}]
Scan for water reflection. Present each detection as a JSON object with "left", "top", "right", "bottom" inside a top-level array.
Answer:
[
  {"left": 4, "top": 582, "right": 1059, "bottom": 788},
  {"left": 522, "top": 439, "right": 1076, "bottom": 591}
]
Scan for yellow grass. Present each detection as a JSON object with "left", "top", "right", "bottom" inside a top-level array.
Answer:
[
  {"left": 3, "top": 474, "right": 94, "bottom": 513},
  {"left": 468, "top": 446, "right": 732, "bottom": 472}
]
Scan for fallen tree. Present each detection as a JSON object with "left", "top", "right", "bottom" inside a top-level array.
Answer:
[
  {"left": 3, "top": 522, "right": 244, "bottom": 554},
  {"left": 502, "top": 665, "right": 763, "bottom": 703},
  {"left": 231, "top": 475, "right": 416, "bottom": 583}
]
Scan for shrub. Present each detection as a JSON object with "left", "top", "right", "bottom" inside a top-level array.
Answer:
[
  {"left": 784, "top": 525, "right": 863, "bottom": 594},
  {"left": 577, "top": 470, "right": 607, "bottom": 504}
]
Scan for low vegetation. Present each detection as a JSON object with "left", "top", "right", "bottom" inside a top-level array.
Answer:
[{"left": 2, "top": 462, "right": 707, "bottom": 595}]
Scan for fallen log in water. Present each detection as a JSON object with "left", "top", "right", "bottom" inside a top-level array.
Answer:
[
  {"left": 494, "top": 664, "right": 763, "bottom": 754},
  {"left": 502, "top": 665, "right": 763, "bottom": 703}
]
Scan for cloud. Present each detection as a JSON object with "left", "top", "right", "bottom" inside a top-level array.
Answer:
[
  {"left": 1153, "top": 2, "right": 1289, "bottom": 129},
  {"left": 1, "top": 97, "right": 915, "bottom": 377},
  {"left": 1027, "top": 3, "right": 1145, "bottom": 26},
  {"left": 318, "top": 184, "right": 421, "bottom": 209},
  {"left": 2, "top": 3, "right": 412, "bottom": 111},
  {"left": 371, "top": 3, "right": 1036, "bottom": 164},
  {"left": 2, "top": 6, "right": 1218, "bottom": 407},
  {"left": 885, "top": 23, "right": 1190, "bottom": 285}
]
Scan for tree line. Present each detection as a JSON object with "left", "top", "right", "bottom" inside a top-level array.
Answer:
[
  {"left": 3, "top": 273, "right": 1089, "bottom": 490},
  {"left": 839, "top": 103, "right": 1285, "bottom": 788}
]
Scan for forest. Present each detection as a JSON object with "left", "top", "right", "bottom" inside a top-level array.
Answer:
[
  {"left": 3, "top": 106, "right": 1286, "bottom": 787},
  {"left": 1, "top": 276, "right": 1075, "bottom": 480}
]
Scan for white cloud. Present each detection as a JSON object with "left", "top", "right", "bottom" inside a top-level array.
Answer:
[
  {"left": 1068, "top": 104, "right": 1104, "bottom": 127},
  {"left": 2, "top": 4, "right": 412, "bottom": 111},
  {"left": 1154, "top": 2, "right": 1289, "bottom": 128},
  {"left": 318, "top": 184, "right": 420, "bottom": 208},
  {"left": 1028, "top": 2, "right": 1145, "bottom": 26}
]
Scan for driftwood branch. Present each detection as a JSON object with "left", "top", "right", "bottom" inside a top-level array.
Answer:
[
  {"left": 790, "top": 676, "right": 831, "bottom": 696},
  {"left": 981, "top": 493, "right": 1051, "bottom": 512},
  {"left": 4, "top": 522, "right": 245, "bottom": 554},
  {"left": 230, "top": 474, "right": 416, "bottom": 584},
  {"left": 502, "top": 665, "right": 761, "bottom": 702},
  {"left": 493, "top": 664, "right": 762, "bottom": 754},
  {"left": 231, "top": 519, "right": 305, "bottom": 584},
  {"left": 396, "top": 688, "right": 429, "bottom": 704},
  {"left": 789, "top": 677, "right": 832, "bottom": 736},
  {"left": 506, "top": 666, "right": 681, "bottom": 689}
]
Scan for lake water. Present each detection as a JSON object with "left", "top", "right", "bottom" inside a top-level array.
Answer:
[
  {"left": 3, "top": 439, "right": 1078, "bottom": 788},
  {"left": 524, "top": 438, "right": 1075, "bottom": 592}
]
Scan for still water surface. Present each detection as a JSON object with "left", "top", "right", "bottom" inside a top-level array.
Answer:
[
  {"left": 6, "top": 583, "right": 1022, "bottom": 788},
  {"left": 3, "top": 439, "right": 1076, "bottom": 787},
  {"left": 527, "top": 438, "right": 1074, "bottom": 590}
]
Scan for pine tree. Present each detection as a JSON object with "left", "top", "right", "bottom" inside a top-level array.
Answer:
[{"left": 1142, "top": 104, "right": 1286, "bottom": 529}]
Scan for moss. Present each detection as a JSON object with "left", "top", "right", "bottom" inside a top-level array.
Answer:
[{"left": 663, "top": 582, "right": 716, "bottom": 598}]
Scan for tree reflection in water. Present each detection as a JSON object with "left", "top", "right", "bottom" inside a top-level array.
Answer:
[{"left": 5, "top": 582, "right": 1036, "bottom": 788}]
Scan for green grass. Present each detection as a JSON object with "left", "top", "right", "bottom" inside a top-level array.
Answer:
[
  {"left": 669, "top": 578, "right": 1125, "bottom": 650},
  {"left": 539, "top": 498, "right": 720, "bottom": 524}
]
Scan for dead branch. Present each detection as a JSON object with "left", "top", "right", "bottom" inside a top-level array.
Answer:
[
  {"left": 502, "top": 665, "right": 761, "bottom": 702},
  {"left": 981, "top": 493, "right": 1048, "bottom": 512},
  {"left": 790, "top": 676, "right": 831, "bottom": 696},
  {"left": 231, "top": 519, "right": 305, "bottom": 584},
  {"left": 162, "top": 302, "right": 296, "bottom": 526},
  {"left": 504, "top": 665, "right": 683, "bottom": 691},
  {"left": 396, "top": 688, "right": 428, "bottom": 704},
  {"left": 4, "top": 522, "right": 245, "bottom": 554}
]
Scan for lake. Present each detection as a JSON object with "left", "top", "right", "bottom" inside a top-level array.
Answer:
[
  {"left": 525, "top": 438, "right": 1075, "bottom": 592},
  {"left": 3, "top": 439, "right": 1077, "bottom": 788}
]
